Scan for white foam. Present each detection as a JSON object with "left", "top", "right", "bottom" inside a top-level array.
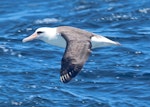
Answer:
[
  {"left": 139, "top": 8, "right": 150, "bottom": 14},
  {"left": 0, "top": 45, "right": 9, "bottom": 52},
  {"left": 35, "top": 18, "right": 61, "bottom": 24},
  {"left": 0, "top": 45, "right": 23, "bottom": 58}
]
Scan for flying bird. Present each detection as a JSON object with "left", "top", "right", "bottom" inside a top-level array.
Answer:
[{"left": 22, "top": 26, "right": 120, "bottom": 83}]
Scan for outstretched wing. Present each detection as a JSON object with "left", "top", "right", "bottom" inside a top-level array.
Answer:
[{"left": 60, "top": 40, "right": 92, "bottom": 83}]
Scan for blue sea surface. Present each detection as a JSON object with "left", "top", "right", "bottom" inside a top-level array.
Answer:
[{"left": 0, "top": 0, "right": 150, "bottom": 107}]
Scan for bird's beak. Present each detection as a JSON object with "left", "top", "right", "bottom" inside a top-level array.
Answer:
[{"left": 22, "top": 33, "right": 37, "bottom": 43}]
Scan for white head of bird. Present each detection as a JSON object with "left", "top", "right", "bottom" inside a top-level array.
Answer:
[
  {"left": 22, "top": 27, "right": 58, "bottom": 43},
  {"left": 22, "top": 27, "right": 67, "bottom": 48}
]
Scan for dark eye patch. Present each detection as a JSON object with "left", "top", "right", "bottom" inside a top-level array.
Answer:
[{"left": 37, "top": 31, "right": 43, "bottom": 34}]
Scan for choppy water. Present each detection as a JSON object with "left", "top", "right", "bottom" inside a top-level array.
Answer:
[{"left": 0, "top": 0, "right": 150, "bottom": 107}]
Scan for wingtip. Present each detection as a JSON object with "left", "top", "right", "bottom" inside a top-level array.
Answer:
[{"left": 116, "top": 42, "right": 121, "bottom": 46}]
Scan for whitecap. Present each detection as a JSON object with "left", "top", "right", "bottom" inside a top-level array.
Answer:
[
  {"left": 139, "top": 8, "right": 150, "bottom": 14},
  {"left": 135, "top": 51, "right": 142, "bottom": 55},
  {"left": 18, "top": 54, "right": 23, "bottom": 58},
  {"left": 0, "top": 45, "right": 9, "bottom": 53},
  {"left": 11, "top": 100, "right": 22, "bottom": 106},
  {"left": 26, "top": 28, "right": 33, "bottom": 31},
  {"left": 0, "top": 45, "right": 23, "bottom": 58},
  {"left": 35, "top": 18, "right": 61, "bottom": 24},
  {"left": 100, "top": 13, "right": 138, "bottom": 21}
]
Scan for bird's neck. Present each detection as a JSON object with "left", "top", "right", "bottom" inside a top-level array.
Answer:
[{"left": 40, "top": 28, "right": 66, "bottom": 48}]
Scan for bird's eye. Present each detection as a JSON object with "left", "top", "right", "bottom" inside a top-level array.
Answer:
[{"left": 37, "top": 31, "right": 43, "bottom": 34}]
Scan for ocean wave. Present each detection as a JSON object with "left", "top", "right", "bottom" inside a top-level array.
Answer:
[
  {"left": 34, "top": 18, "right": 61, "bottom": 24},
  {"left": 100, "top": 13, "right": 138, "bottom": 21},
  {"left": 138, "top": 8, "right": 150, "bottom": 14},
  {"left": 0, "top": 45, "right": 22, "bottom": 58}
]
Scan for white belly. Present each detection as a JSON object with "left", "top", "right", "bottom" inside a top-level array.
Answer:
[{"left": 43, "top": 33, "right": 66, "bottom": 48}]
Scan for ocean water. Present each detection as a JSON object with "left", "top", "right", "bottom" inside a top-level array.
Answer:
[{"left": 0, "top": 0, "right": 150, "bottom": 107}]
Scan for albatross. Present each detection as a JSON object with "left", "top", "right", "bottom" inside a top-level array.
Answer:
[{"left": 22, "top": 26, "right": 120, "bottom": 83}]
